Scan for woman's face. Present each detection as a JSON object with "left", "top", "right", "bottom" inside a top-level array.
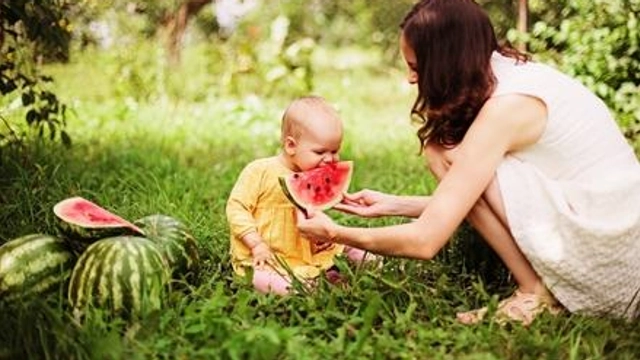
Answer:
[{"left": 400, "top": 33, "right": 418, "bottom": 85}]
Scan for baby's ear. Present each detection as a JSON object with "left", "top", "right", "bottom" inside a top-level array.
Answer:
[{"left": 284, "top": 135, "right": 297, "bottom": 155}]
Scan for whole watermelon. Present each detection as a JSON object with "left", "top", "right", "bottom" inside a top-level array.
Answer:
[
  {"left": 134, "top": 214, "right": 200, "bottom": 280},
  {"left": 0, "top": 234, "right": 76, "bottom": 302},
  {"left": 67, "top": 236, "right": 169, "bottom": 319}
]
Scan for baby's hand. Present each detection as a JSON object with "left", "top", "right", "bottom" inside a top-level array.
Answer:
[{"left": 251, "top": 242, "right": 274, "bottom": 269}]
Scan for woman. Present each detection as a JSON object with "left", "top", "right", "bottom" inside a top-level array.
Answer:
[{"left": 296, "top": 0, "right": 640, "bottom": 325}]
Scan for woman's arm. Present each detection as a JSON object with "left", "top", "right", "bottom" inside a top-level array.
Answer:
[
  {"left": 334, "top": 190, "right": 430, "bottom": 218},
  {"left": 297, "top": 94, "right": 547, "bottom": 260}
]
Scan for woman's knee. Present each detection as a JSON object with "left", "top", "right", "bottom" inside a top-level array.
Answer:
[
  {"left": 468, "top": 176, "right": 508, "bottom": 227},
  {"left": 482, "top": 176, "right": 508, "bottom": 226},
  {"left": 424, "top": 143, "right": 507, "bottom": 225}
]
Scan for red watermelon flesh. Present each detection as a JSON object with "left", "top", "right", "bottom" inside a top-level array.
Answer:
[
  {"left": 53, "top": 196, "right": 143, "bottom": 234},
  {"left": 279, "top": 161, "right": 353, "bottom": 212}
]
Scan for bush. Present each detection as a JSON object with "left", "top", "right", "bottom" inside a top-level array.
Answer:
[{"left": 512, "top": 0, "right": 640, "bottom": 151}]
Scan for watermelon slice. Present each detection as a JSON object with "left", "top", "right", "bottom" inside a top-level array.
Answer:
[
  {"left": 53, "top": 197, "right": 143, "bottom": 244},
  {"left": 279, "top": 161, "right": 353, "bottom": 215}
]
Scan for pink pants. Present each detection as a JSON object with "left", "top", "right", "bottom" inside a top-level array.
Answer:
[
  {"left": 252, "top": 246, "right": 378, "bottom": 295},
  {"left": 252, "top": 269, "right": 293, "bottom": 295},
  {"left": 343, "top": 246, "right": 378, "bottom": 264}
]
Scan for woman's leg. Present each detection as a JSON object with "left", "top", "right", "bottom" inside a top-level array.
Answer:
[
  {"left": 465, "top": 181, "right": 544, "bottom": 293},
  {"left": 424, "top": 143, "right": 542, "bottom": 292},
  {"left": 424, "top": 144, "right": 557, "bottom": 323}
]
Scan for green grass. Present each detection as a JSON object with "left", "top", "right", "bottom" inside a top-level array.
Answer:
[{"left": 1, "top": 43, "right": 639, "bottom": 359}]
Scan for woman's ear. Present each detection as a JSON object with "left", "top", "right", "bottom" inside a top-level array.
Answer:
[{"left": 284, "top": 135, "right": 297, "bottom": 155}]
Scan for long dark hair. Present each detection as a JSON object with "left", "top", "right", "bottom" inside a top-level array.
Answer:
[{"left": 400, "top": 0, "right": 528, "bottom": 149}]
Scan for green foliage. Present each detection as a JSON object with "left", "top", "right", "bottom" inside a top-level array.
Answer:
[
  {"left": 1, "top": 42, "right": 640, "bottom": 358},
  {"left": 214, "top": 10, "right": 317, "bottom": 98},
  {"left": 1, "top": 1, "right": 640, "bottom": 357},
  {"left": 263, "top": 0, "right": 414, "bottom": 63},
  {"left": 477, "top": 0, "right": 520, "bottom": 39},
  {"left": 0, "top": 61, "right": 71, "bottom": 150},
  {"left": 1, "top": 0, "right": 72, "bottom": 62},
  {"left": 511, "top": 0, "right": 640, "bottom": 150},
  {"left": 0, "top": 0, "right": 72, "bottom": 151}
]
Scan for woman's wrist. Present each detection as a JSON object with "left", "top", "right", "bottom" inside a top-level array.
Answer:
[
  {"left": 386, "top": 194, "right": 403, "bottom": 216},
  {"left": 328, "top": 223, "right": 340, "bottom": 243},
  {"left": 392, "top": 194, "right": 428, "bottom": 218}
]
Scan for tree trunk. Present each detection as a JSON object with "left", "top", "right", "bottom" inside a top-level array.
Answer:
[
  {"left": 163, "top": 0, "right": 212, "bottom": 66},
  {"left": 516, "top": 0, "right": 528, "bottom": 52}
]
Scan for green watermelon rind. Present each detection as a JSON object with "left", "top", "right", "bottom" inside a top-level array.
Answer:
[
  {"left": 0, "top": 234, "right": 76, "bottom": 303},
  {"left": 278, "top": 161, "right": 353, "bottom": 212},
  {"left": 133, "top": 214, "right": 200, "bottom": 279},
  {"left": 279, "top": 176, "right": 310, "bottom": 215},
  {"left": 56, "top": 221, "right": 141, "bottom": 244},
  {"left": 67, "top": 236, "right": 170, "bottom": 320}
]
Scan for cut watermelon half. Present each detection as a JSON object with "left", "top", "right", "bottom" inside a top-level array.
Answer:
[
  {"left": 53, "top": 197, "right": 143, "bottom": 243},
  {"left": 279, "top": 161, "right": 353, "bottom": 214}
]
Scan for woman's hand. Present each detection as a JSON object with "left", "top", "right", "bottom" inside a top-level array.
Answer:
[
  {"left": 333, "top": 189, "right": 396, "bottom": 218},
  {"left": 251, "top": 242, "right": 274, "bottom": 269},
  {"left": 296, "top": 209, "right": 339, "bottom": 244}
]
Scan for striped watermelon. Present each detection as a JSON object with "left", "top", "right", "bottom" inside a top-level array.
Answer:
[
  {"left": 54, "top": 197, "right": 143, "bottom": 245},
  {"left": 0, "top": 234, "right": 76, "bottom": 302},
  {"left": 134, "top": 214, "right": 200, "bottom": 279},
  {"left": 68, "top": 236, "right": 169, "bottom": 319}
]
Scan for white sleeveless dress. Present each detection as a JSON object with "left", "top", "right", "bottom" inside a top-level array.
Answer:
[{"left": 491, "top": 53, "right": 640, "bottom": 319}]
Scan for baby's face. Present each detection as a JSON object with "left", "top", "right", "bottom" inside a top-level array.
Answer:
[{"left": 290, "top": 117, "right": 342, "bottom": 171}]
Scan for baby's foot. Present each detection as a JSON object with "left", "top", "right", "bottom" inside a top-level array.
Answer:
[{"left": 343, "top": 246, "right": 383, "bottom": 267}]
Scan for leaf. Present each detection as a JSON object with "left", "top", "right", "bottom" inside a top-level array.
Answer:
[
  {"left": 48, "top": 122, "right": 56, "bottom": 140},
  {"left": 61, "top": 130, "right": 72, "bottom": 147},
  {"left": 184, "top": 323, "right": 206, "bottom": 334},
  {"left": 348, "top": 296, "right": 382, "bottom": 356},
  {"left": 26, "top": 109, "right": 38, "bottom": 125},
  {"left": 21, "top": 91, "right": 34, "bottom": 106},
  {"left": 0, "top": 79, "right": 17, "bottom": 94}
]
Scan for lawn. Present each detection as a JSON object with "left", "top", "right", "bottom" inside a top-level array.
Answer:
[{"left": 1, "top": 43, "right": 639, "bottom": 359}]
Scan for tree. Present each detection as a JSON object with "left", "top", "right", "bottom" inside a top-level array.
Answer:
[
  {"left": 517, "top": 0, "right": 528, "bottom": 51},
  {"left": 161, "top": 0, "right": 214, "bottom": 65}
]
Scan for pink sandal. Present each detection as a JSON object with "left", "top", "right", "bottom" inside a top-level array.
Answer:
[{"left": 457, "top": 290, "right": 562, "bottom": 326}]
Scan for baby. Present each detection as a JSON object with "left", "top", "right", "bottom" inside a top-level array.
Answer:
[{"left": 226, "top": 95, "right": 378, "bottom": 295}]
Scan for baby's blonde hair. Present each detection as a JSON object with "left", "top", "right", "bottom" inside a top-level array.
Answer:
[{"left": 281, "top": 95, "right": 339, "bottom": 143}]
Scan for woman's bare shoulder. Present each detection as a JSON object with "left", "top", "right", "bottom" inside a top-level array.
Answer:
[{"left": 478, "top": 94, "right": 547, "bottom": 151}]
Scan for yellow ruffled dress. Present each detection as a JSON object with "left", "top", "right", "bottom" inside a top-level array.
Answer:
[{"left": 226, "top": 156, "right": 344, "bottom": 280}]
